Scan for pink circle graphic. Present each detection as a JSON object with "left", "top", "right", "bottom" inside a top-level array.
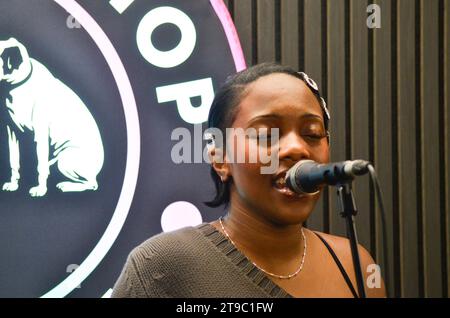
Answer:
[{"left": 209, "top": 0, "right": 247, "bottom": 71}]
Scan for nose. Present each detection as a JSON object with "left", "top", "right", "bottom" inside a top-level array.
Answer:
[{"left": 277, "top": 131, "right": 311, "bottom": 163}]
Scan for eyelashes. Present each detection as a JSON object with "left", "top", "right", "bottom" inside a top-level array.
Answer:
[
  {"left": 248, "top": 133, "right": 327, "bottom": 144},
  {"left": 302, "top": 134, "right": 328, "bottom": 142}
]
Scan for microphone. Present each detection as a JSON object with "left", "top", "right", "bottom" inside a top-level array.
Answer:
[{"left": 285, "top": 159, "right": 370, "bottom": 194}]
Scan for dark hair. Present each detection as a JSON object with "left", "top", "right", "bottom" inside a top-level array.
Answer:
[{"left": 204, "top": 62, "right": 330, "bottom": 208}]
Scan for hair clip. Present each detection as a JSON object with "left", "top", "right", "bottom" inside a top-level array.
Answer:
[
  {"left": 320, "top": 97, "right": 331, "bottom": 120},
  {"left": 298, "top": 72, "right": 319, "bottom": 92}
]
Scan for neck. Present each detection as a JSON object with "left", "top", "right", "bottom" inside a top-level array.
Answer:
[{"left": 223, "top": 200, "right": 305, "bottom": 260}]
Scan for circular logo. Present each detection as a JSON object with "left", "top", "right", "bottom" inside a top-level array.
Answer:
[{"left": 0, "top": 0, "right": 244, "bottom": 297}]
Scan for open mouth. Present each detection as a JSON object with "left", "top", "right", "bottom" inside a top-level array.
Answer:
[{"left": 272, "top": 173, "right": 306, "bottom": 198}]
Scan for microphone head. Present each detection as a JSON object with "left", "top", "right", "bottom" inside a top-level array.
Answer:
[
  {"left": 286, "top": 159, "right": 371, "bottom": 194},
  {"left": 285, "top": 159, "right": 317, "bottom": 194}
]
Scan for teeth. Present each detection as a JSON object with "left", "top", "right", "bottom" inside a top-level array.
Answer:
[
  {"left": 275, "top": 177, "right": 286, "bottom": 188},
  {"left": 278, "top": 186, "right": 296, "bottom": 196},
  {"left": 274, "top": 176, "right": 304, "bottom": 197}
]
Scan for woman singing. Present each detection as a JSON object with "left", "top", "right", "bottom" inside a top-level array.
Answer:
[{"left": 112, "top": 63, "right": 386, "bottom": 298}]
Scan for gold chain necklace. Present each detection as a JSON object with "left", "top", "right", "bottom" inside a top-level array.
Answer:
[{"left": 219, "top": 217, "right": 307, "bottom": 279}]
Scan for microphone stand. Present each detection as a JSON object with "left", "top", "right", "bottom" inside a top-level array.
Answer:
[{"left": 337, "top": 183, "right": 366, "bottom": 298}]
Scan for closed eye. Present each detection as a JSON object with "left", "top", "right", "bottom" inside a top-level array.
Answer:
[{"left": 302, "top": 133, "right": 327, "bottom": 142}]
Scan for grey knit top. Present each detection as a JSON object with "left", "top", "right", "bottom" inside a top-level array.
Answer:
[{"left": 111, "top": 223, "right": 291, "bottom": 298}]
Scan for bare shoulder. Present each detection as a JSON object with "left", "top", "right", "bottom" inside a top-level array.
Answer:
[
  {"left": 311, "top": 231, "right": 373, "bottom": 263},
  {"left": 310, "top": 230, "right": 387, "bottom": 298},
  {"left": 312, "top": 231, "right": 361, "bottom": 254}
]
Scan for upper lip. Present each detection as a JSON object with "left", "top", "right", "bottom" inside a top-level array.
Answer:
[{"left": 272, "top": 168, "right": 291, "bottom": 184}]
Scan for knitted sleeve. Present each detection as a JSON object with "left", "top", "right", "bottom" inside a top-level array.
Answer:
[{"left": 111, "top": 248, "right": 163, "bottom": 298}]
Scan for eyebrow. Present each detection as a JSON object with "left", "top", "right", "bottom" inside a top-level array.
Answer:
[{"left": 247, "top": 113, "right": 323, "bottom": 125}]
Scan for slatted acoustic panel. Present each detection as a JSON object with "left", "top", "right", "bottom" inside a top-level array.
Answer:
[{"left": 223, "top": 0, "right": 449, "bottom": 298}]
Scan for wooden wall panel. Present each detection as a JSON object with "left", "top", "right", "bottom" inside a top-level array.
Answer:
[
  {"left": 227, "top": 0, "right": 448, "bottom": 297},
  {"left": 373, "top": 0, "right": 395, "bottom": 297},
  {"left": 326, "top": 0, "right": 348, "bottom": 238},
  {"left": 421, "top": 0, "right": 442, "bottom": 298},
  {"left": 445, "top": 0, "right": 450, "bottom": 298},
  {"left": 304, "top": 0, "right": 325, "bottom": 231},
  {"left": 350, "top": 0, "right": 371, "bottom": 252},
  {"left": 257, "top": 0, "right": 277, "bottom": 62},
  {"left": 281, "top": 0, "right": 299, "bottom": 69}
]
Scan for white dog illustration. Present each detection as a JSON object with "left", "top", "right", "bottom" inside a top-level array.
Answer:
[{"left": 0, "top": 38, "right": 104, "bottom": 197}]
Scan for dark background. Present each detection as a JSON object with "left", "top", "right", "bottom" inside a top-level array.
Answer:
[{"left": 223, "top": 0, "right": 449, "bottom": 298}]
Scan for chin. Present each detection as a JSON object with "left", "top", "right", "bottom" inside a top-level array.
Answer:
[{"left": 269, "top": 192, "right": 320, "bottom": 225}]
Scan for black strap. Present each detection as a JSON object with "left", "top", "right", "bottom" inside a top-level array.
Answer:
[{"left": 313, "top": 232, "right": 359, "bottom": 298}]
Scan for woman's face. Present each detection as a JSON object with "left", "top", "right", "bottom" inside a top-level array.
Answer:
[{"left": 226, "top": 73, "right": 330, "bottom": 225}]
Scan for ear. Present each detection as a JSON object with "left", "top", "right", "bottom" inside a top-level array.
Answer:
[
  {"left": 1, "top": 46, "right": 23, "bottom": 75},
  {"left": 208, "top": 146, "right": 231, "bottom": 182}
]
